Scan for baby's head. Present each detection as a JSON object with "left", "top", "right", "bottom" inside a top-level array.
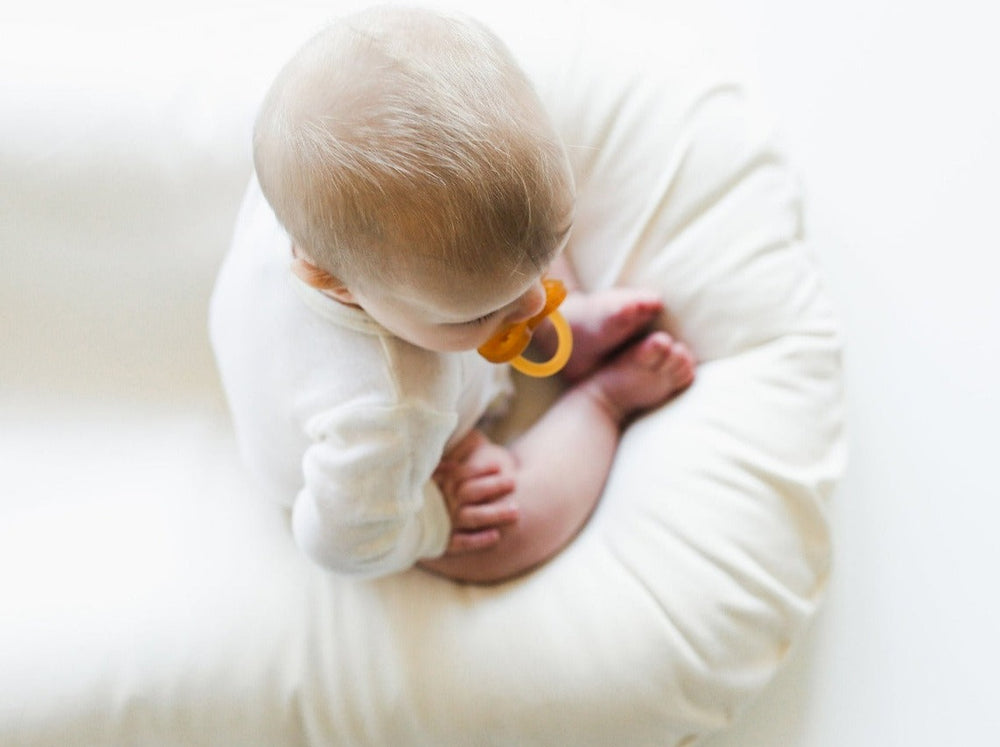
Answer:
[{"left": 253, "top": 6, "right": 575, "bottom": 351}]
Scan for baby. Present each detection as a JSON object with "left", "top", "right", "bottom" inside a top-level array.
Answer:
[{"left": 210, "top": 6, "right": 694, "bottom": 584}]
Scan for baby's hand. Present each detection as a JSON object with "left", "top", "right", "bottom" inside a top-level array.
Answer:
[{"left": 433, "top": 429, "right": 519, "bottom": 555}]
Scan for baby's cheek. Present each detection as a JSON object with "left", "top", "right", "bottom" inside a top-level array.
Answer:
[{"left": 409, "top": 325, "right": 483, "bottom": 353}]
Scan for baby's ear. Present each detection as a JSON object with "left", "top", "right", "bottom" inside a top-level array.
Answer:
[{"left": 290, "top": 256, "right": 357, "bottom": 304}]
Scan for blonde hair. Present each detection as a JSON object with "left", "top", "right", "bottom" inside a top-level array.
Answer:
[{"left": 253, "top": 5, "right": 574, "bottom": 287}]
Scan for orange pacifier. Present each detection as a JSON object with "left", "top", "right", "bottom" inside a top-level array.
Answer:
[{"left": 477, "top": 278, "right": 574, "bottom": 378}]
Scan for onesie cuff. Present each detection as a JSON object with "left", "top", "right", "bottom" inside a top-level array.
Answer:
[{"left": 418, "top": 480, "right": 451, "bottom": 559}]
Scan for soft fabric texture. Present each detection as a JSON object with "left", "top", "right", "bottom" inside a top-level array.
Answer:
[
  {"left": 210, "top": 177, "right": 513, "bottom": 576},
  {"left": 0, "top": 3, "right": 845, "bottom": 745}
]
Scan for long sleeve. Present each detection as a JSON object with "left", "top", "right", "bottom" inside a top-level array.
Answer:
[
  {"left": 211, "top": 177, "right": 510, "bottom": 578},
  {"left": 290, "top": 398, "right": 456, "bottom": 578}
]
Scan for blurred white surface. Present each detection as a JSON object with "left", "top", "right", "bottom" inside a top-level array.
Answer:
[{"left": 691, "top": 1, "right": 1000, "bottom": 744}]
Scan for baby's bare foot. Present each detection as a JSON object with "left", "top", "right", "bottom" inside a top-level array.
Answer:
[
  {"left": 531, "top": 287, "right": 664, "bottom": 382},
  {"left": 580, "top": 331, "right": 695, "bottom": 424}
]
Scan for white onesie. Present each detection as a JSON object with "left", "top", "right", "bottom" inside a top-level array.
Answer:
[{"left": 209, "top": 178, "right": 513, "bottom": 578}]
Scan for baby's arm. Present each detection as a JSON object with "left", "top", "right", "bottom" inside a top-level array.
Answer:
[{"left": 292, "top": 400, "right": 461, "bottom": 577}]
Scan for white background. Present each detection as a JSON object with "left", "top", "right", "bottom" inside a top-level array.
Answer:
[{"left": 670, "top": 1, "right": 1000, "bottom": 744}]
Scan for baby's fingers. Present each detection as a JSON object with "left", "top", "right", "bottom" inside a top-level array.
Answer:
[
  {"left": 441, "top": 428, "right": 489, "bottom": 465},
  {"left": 454, "top": 496, "right": 519, "bottom": 531},
  {"left": 454, "top": 472, "right": 515, "bottom": 505},
  {"left": 446, "top": 528, "right": 501, "bottom": 555},
  {"left": 433, "top": 462, "right": 499, "bottom": 496}
]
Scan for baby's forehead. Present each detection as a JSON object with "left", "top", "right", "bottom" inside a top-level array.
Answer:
[
  {"left": 390, "top": 243, "right": 538, "bottom": 285},
  {"left": 378, "top": 256, "right": 545, "bottom": 321}
]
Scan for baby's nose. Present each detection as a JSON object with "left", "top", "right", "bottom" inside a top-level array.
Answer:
[{"left": 507, "top": 281, "right": 547, "bottom": 324}]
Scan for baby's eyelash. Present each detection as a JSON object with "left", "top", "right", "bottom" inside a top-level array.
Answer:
[{"left": 465, "top": 311, "right": 498, "bottom": 326}]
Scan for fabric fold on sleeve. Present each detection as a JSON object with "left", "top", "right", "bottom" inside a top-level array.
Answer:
[{"left": 291, "top": 400, "right": 456, "bottom": 578}]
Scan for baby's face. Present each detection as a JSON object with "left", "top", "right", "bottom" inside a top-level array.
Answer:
[{"left": 349, "top": 259, "right": 551, "bottom": 353}]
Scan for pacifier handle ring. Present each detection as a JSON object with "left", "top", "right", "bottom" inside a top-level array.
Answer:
[{"left": 509, "top": 309, "right": 574, "bottom": 378}]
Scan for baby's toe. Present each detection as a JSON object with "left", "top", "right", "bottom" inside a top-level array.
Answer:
[{"left": 662, "top": 343, "right": 696, "bottom": 386}]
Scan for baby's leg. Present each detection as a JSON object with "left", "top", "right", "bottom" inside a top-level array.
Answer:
[
  {"left": 505, "top": 333, "right": 694, "bottom": 567},
  {"left": 421, "top": 332, "right": 694, "bottom": 583}
]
